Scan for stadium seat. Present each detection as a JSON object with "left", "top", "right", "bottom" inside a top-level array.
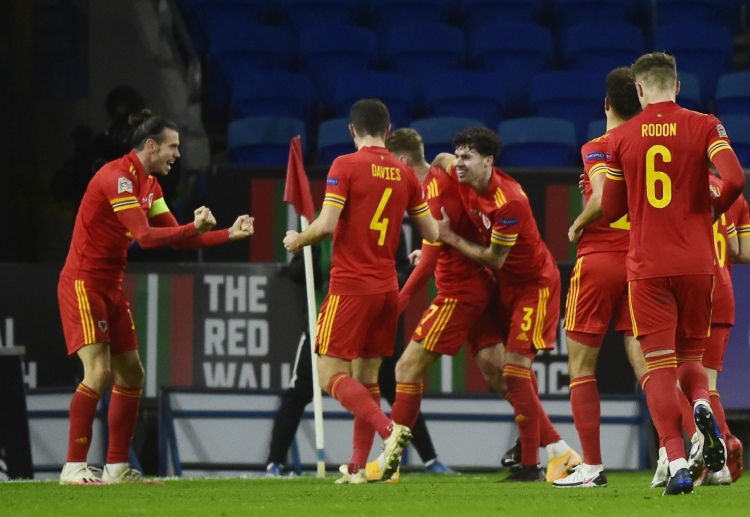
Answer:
[
  {"left": 317, "top": 117, "right": 355, "bottom": 166},
  {"left": 329, "top": 71, "right": 416, "bottom": 129},
  {"left": 298, "top": 23, "right": 378, "bottom": 102},
  {"left": 229, "top": 71, "right": 316, "bottom": 128},
  {"left": 586, "top": 118, "right": 607, "bottom": 142},
  {"left": 277, "top": 0, "right": 356, "bottom": 31},
  {"left": 369, "top": 0, "right": 454, "bottom": 30},
  {"left": 529, "top": 70, "right": 605, "bottom": 146},
  {"left": 718, "top": 115, "right": 750, "bottom": 167},
  {"left": 460, "top": 0, "right": 543, "bottom": 27},
  {"left": 653, "top": 0, "right": 720, "bottom": 26},
  {"left": 676, "top": 72, "right": 703, "bottom": 112},
  {"left": 553, "top": 0, "right": 638, "bottom": 31},
  {"left": 562, "top": 22, "right": 644, "bottom": 77},
  {"left": 424, "top": 71, "right": 506, "bottom": 129},
  {"left": 410, "top": 116, "right": 486, "bottom": 160},
  {"left": 713, "top": 71, "right": 750, "bottom": 117},
  {"left": 227, "top": 116, "right": 307, "bottom": 166},
  {"left": 498, "top": 117, "right": 579, "bottom": 167},
  {"left": 468, "top": 21, "right": 553, "bottom": 116},
  {"left": 382, "top": 22, "right": 465, "bottom": 81},
  {"left": 653, "top": 22, "right": 733, "bottom": 101}
]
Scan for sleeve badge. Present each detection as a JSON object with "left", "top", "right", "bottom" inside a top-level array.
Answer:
[{"left": 118, "top": 177, "right": 134, "bottom": 194}]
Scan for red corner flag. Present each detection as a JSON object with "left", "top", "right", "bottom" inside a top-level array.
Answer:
[{"left": 284, "top": 135, "right": 315, "bottom": 221}]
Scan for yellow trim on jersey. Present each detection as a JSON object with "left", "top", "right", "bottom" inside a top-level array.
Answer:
[
  {"left": 588, "top": 163, "right": 608, "bottom": 180},
  {"left": 491, "top": 231, "right": 518, "bottom": 247},
  {"left": 708, "top": 139, "right": 732, "bottom": 161},
  {"left": 494, "top": 188, "right": 507, "bottom": 208},
  {"left": 736, "top": 224, "right": 750, "bottom": 237},
  {"left": 565, "top": 257, "right": 583, "bottom": 330},
  {"left": 423, "top": 298, "right": 458, "bottom": 352},
  {"left": 323, "top": 192, "right": 346, "bottom": 208},
  {"left": 532, "top": 287, "right": 549, "bottom": 349},
  {"left": 147, "top": 197, "right": 170, "bottom": 218},
  {"left": 627, "top": 282, "right": 638, "bottom": 338},
  {"left": 111, "top": 196, "right": 140, "bottom": 212},
  {"left": 427, "top": 178, "right": 439, "bottom": 199},
  {"left": 606, "top": 167, "right": 624, "bottom": 181},
  {"left": 727, "top": 223, "right": 737, "bottom": 237},
  {"left": 316, "top": 295, "right": 340, "bottom": 355},
  {"left": 74, "top": 280, "right": 97, "bottom": 344},
  {"left": 408, "top": 202, "right": 430, "bottom": 218}
]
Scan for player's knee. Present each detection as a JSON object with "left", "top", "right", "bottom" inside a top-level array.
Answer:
[{"left": 85, "top": 364, "right": 112, "bottom": 392}]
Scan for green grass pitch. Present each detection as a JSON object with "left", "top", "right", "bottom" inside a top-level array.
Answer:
[{"left": 1, "top": 471, "right": 748, "bottom": 517}]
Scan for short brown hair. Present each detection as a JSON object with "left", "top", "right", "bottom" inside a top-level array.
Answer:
[
  {"left": 606, "top": 67, "right": 641, "bottom": 120},
  {"left": 631, "top": 52, "right": 677, "bottom": 91},
  {"left": 349, "top": 98, "right": 390, "bottom": 138},
  {"left": 452, "top": 127, "right": 502, "bottom": 160},
  {"left": 385, "top": 128, "right": 424, "bottom": 162}
]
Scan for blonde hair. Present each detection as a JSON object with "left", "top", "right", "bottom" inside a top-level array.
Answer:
[
  {"left": 385, "top": 128, "right": 425, "bottom": 162},
  {"left": 631, "top": 52, "right": 678, "bottom": 91}
]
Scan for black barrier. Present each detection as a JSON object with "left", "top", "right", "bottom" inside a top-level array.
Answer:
[{"left": 0, "top": 347, "right": 33, "bottom": 479}]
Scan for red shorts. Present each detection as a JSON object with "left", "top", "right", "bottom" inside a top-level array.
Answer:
[
  {"left": 315, "top": 291, "right": 398, "bottom": 360},
  {"left": 702, "top": 324, "right": 731, "bottom": 371},
  {"left": 467, "top": 295, "right": 507, "bottom": 356},
  {"left": 412, "top": 294, "right": 489, "bottom": 357},
  {"left": 564, "top": 252, "right": 631, "bottom": 344},
  {"left": 628, "top": 275, "right": 713, "bottom": 353},
  {"left": 57, "top": 276, "right": 138, "bottom": 356},
  {"left": 502, "top": 273, "right": 561, "bottom": 359}
]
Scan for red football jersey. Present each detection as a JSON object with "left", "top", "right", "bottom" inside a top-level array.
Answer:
[
  {"left": 456, "top": 167, "right": 557, "bottom": 285},
  {"left": 577, "top": 133, "right": 629, "bottom": 256},
  {"left": 709, "top": 175, "right": 735, "bottom": 326},
  {"left": 60, "top": 151, "right": 194, "bottom": 284},
  {"left": 323, "top": 146, "right": 429, "bottom": 295},
  {"left": 606, "top": 101, "right": 731, "bottom": 280},
  {"left": 726, "top": 192, "right": 750, "bottom": 265},
  {"left": 426, "top": 166, "right": 489, "bottom": 297}
]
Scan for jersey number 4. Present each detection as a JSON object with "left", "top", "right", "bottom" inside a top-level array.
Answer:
[{"left": 370, "top": 188, "right": 393, "bottom": 246}]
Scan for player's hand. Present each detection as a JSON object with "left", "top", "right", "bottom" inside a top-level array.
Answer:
[
  {"left": 193, "top": 206, "right": 216, "bottom": 234},
  {"left": 568, "top": 224, "right": 583, "bottom": 243},
  {"left": 578, "top": 173, "right": 585, "bottom": 195},
  {"left": 283, "top": 230, "right": 302, "bottom": 254},
  {"left": 436, "top": 207, "right": 453, "bottom": 242},
  {"left": 228, "top": 215, "right": 254, "bottom": 240},
  {"left": 409, "top": 249, "right": 422, "bottom": 266}
]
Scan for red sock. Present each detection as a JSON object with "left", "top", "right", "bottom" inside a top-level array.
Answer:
[
  {"left": 710, "top": 390, "right": 730, "bottom": 438},
  {"left": 676, "top": 360, "right": 710, "bottom": 404},
  {"left": 643, "top": 354, "right": 684, "bottom": 462},
  {"left": 532, "top": 371, "right": 560, "bottom": 446},
  {"left": 327, "top": 373, "right": 391, "bottom": 438},
  {"left": 678, "top": 387, "right": 696, "bottom": 437},
  {"left": 390, "top": 382, "right": 422, "bottom": 430},
  {"left": 351, "top": 383, "right": 379, "bottom": 467},
  {"left": 504, "top": 364, "right": 539, "bottom": 466},
  {"left": 67, "top": 383, "right": 101, "bottom": 462},
  {"left": 106, "top": 384, "right": 142, "bottom": 464},
  {"left": 570, "top": 375, "right": 601, "bottom": 465}
]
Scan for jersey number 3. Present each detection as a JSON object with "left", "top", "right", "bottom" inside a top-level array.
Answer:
[{"left": 370, "top": 188, "right": 393, "bottom": 246}]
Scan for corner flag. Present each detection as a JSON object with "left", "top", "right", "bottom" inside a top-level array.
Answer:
[{"left": 283, "top": 135, "right": 315, "bottom": 222}]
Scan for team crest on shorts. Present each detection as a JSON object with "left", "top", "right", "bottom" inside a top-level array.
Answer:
[
  {"left": 97, "top": 320, "right": 108, "bottom": 333},
  {"left": 118, "top": 177, "right": 134, "bottom": 194},
  {"left": 717, "top": 124, "right": 727, "bottom": 138}
]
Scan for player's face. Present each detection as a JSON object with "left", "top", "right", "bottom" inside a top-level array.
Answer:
[
  {"left": 149, "top": 128, "right": 181, "bottom": 176},
  {"left": 453, "top": 146, "right": 486, "bottom": 184}
]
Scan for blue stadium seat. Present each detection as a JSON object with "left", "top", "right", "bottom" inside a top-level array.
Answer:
[
  {"left": 460, "top": 0, "right": 543, "bottom": 27},
  {"left": 586, "top": 118, "right": 607, "bottom": 142},
  {"left": 317, "top": 117, "right": 355, "bottom": 166},
  {"left": 468, "top": 21, "right": 553, "bottom": 117},
  {"left": 410, "top": 116, "right": 486, "bottom": 160},
  {"left": 498, "top": 117, "right": 579, "bottom": 167},
  {"left": 676, "top": 72, "right": 703, "bottom": 112},
  {"left": 298, "top": 23, "right": 378, "bottom": 102},
  {"left": 718, "top": 115, "right": 750, "bottom": 167},
  {"left": 653, "top": 0, "right": 720, "bottom": 26},
  {"left": 562, "top": 22, "right": 644, "bottom": 76},
  {"left": 369, "top": 0, "right": 454, "bottom": 30},
  {"left": 229, "top": 71, "right": 316, "bottom": 128},
  {"left": 653, "top": 22, "right": 733, "bottom": 101},
  {"left": 382, "top": 22, "right": 465, "bottom": 81},
  {"left": 553, "top": 0, "right": 638, "bottom": 30},
  {"left": 329, "top": 71, "right": 416, "bottom": 129},
  {"left": 424, "top": 71, "right": 506, "bottom": 128},
  {"left": 278, "top": 0, "right": 357, "bottom": 31},
  {"left": 529, "top": 70, "right": 605, "bottom": 146},
  {"left": 227, "top": 116, "right": 307, "bottom": 166},
  {"left": 713, "top": 71, "right": 750, "bottom": 117}
]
